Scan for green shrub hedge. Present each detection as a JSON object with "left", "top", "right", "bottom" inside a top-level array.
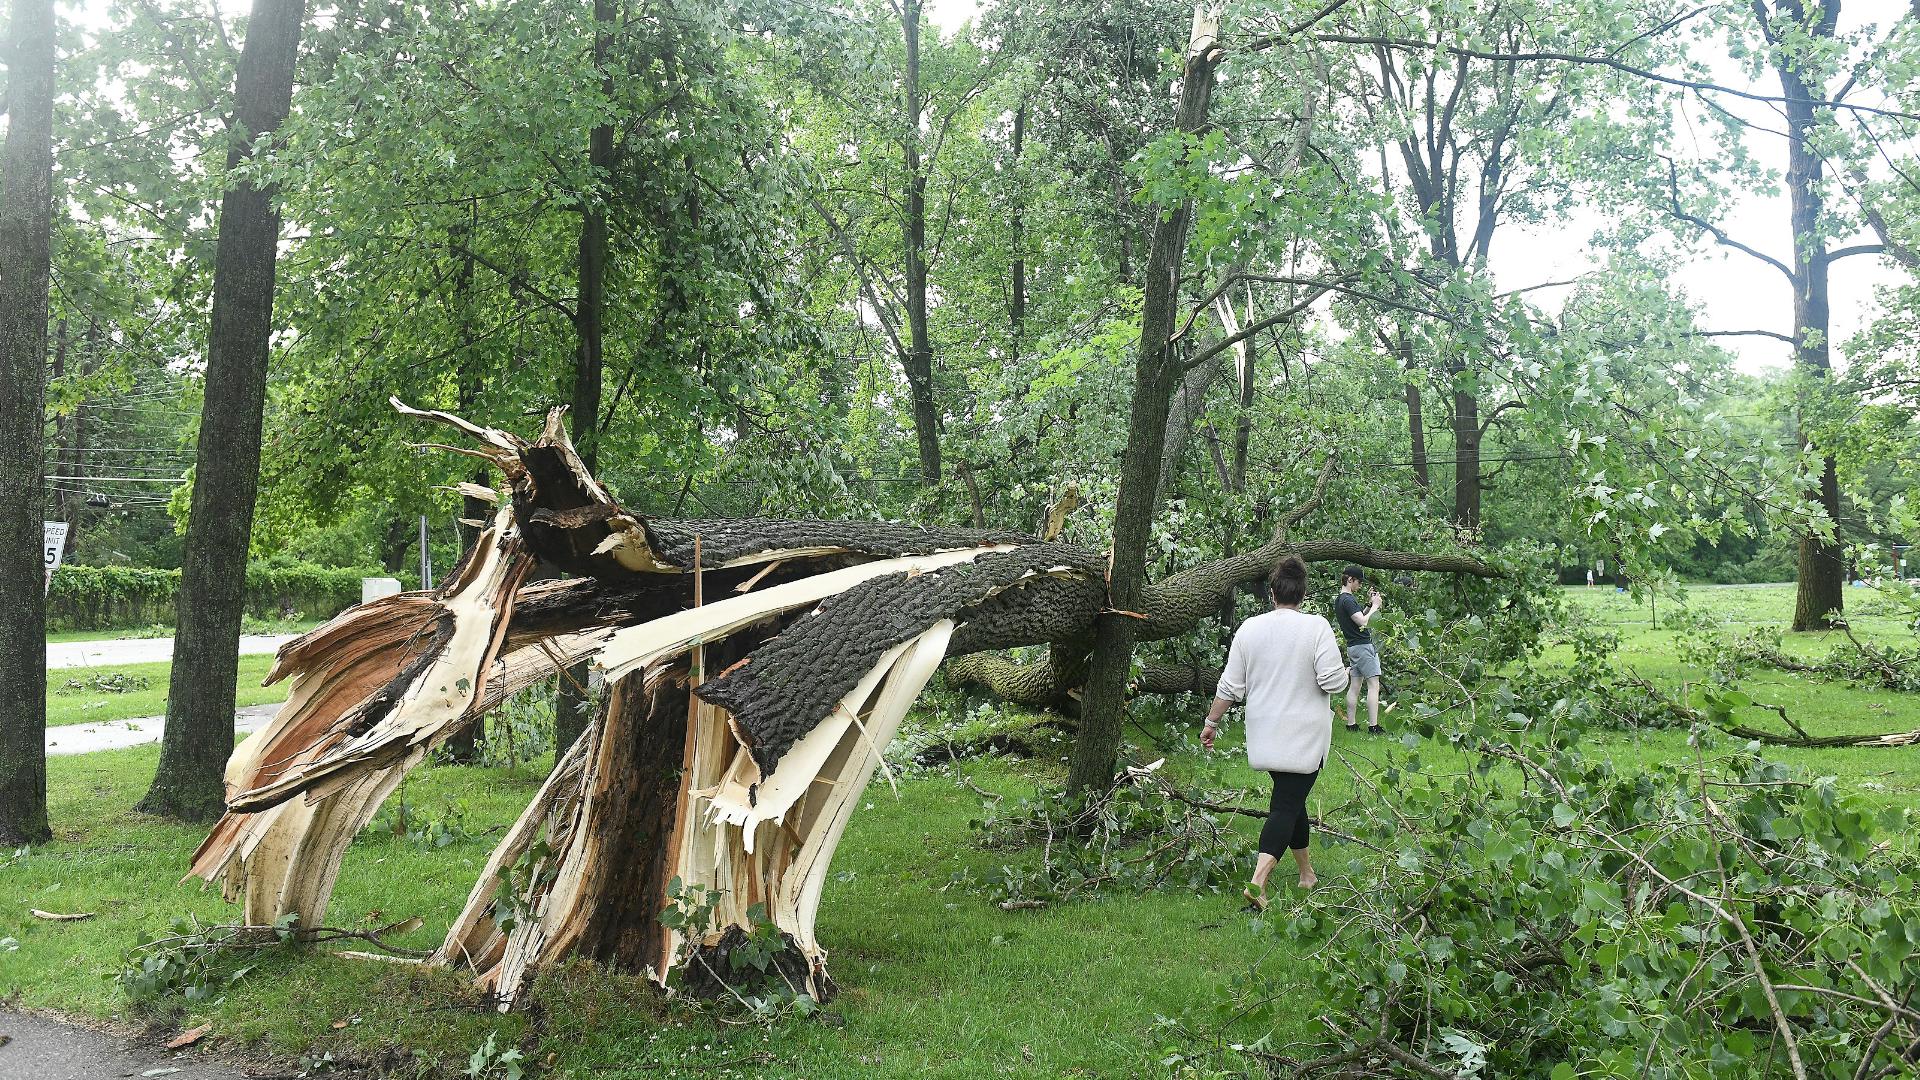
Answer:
[{"left": 47, "top": 562, "right": 403, "bottom": 632}]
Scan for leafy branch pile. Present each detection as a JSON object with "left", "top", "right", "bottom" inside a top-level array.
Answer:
[
  {"left": 1221, "top": 726, "right": 1920, "bottom": 1079},
  {"left": 1722, "top": 627, "right": 1920, "bottom": 695},
  {"left": 957, "top": 760, "right": 1248, "bottom": 908}
]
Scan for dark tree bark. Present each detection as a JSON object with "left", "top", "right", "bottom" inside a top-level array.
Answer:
[
  {"left": 555, "top": 0, "right": 616, "bottom": 762},
  {"left": 542, "top": 665, "right": 689, "bottom": 975},
  {"left": 141, "top": 0, "right": 308, "bottom": 822},
  {"left": 379, "top": 516, "right": 412, "bottom": 574},
  {"left": 1068, "top": 9, "right": 1224, "bottom": 794},
  {"left": 0, "top": 0, "right": 57, "bottom": 846},
  {"left": 1009, "top": 101, "right": 1027, "bottom": 363},
  {"left": 1449, "top": 359, "right": 1481, "bottom": 528},
  {"left": 901, "top": 0, "right": 942, "bottom": 485},
  {"left": 1772, "top": 0, "right": 1845, "bottom": 631},
  {"left": 1395, "top": 331, "right": 1428, "bottom": 490}
]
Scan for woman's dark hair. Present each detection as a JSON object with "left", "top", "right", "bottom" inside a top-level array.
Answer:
[{"left": 1267, "top": 556, "right": 1309, "bottom": 606}]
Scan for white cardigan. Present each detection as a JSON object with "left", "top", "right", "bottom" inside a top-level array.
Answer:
[{"left": 1216, "top": 608, "right": 1350, "bottom": 774}]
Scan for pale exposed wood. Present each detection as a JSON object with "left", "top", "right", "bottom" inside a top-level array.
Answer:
[{"left": 189, "top": 506, "right": 531, "bottom": 929}]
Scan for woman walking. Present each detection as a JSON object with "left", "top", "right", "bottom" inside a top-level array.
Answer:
[{"left": 1200, "top": 556, "right": 1349, "bottom": 910}]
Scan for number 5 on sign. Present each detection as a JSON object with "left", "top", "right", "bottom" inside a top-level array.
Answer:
[{"left": 43, "top": 521, "right": 69, "bottom": 596}]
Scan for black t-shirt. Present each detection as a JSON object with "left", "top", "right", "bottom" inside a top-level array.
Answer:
[{"left": 1333, "top": 592, "right": 1371, "bottom": 646}]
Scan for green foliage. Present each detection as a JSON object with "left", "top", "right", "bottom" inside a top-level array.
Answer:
[
  {"left": 464, "top": 1031, "right": 525, "bottom": 1080},
  {"left": 53, "top": 670, "right": 152, "bottom": 697},
  {"left": 363, "top": 785, "right": 477, "bottom": 851},
  {"left": 659, "top": 881, "right": 821, "bottom": 1019},
  {"left": 958, "top": 764, "right": 1243, "bottom": 906},
  {"left": 459, "top": 681, "right": 558, "bottom": 769},
  {"left": 45, "top": 560, "right": 387, "bottom": 631},
  {"left": 492, "top": 836, "right": 557, "bottom": 939},
  {"left": 1211, "top": 700, "right": 1920, "bottom": 1077},
  {"left": 115, "top": 913, "right": 298, "bottom": 1005}
]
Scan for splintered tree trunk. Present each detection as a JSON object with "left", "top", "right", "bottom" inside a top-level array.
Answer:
[
  {"left": 141, "top": 0, "right": 307, "bottom": 822},
  {"left": 0, "top": 0, "right": 58, "bottom": 846},
  {"left": 552, "top": 667, "right": 689, "bottom": 969},
  {"left": 901, "top": 0, "right": 942, "bottom": 485},
  {"left": 189, "top": 402, "right": 1501, "bottom": 1005},
  {"left": 1069, "top": 5, "right": 1224, "bottom": 794}
]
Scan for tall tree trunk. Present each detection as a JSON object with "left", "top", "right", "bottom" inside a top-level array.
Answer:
[
  {"left": 1068, "top": 5, "right": 1224, "bottom": 794},
  {"left": 1399, "top": 331, "right": 1428, "bottom": 490},
  {"left": 1776, "top": 2, "right": 1845, "bottom": 631},
  {"left": 0, "top": 0, "right": 58, "bottom": 846},
  {"left": 1009, "top": 102, "right": 1027, "bottom": 364},
  {"left": 901, "top": 0, "right": 941, "bottom": 484},
  {"left": 556, "top": 0, "right": 615, "bottom": 761},
  {"left": 380, "top": 516, "right": 412, "bottom": 574},
  {"left": 1449, "top": 355, "right": 1480, "bottom": 528},
  {"left": 140, "top": 0, "right": 307, "bottom": 821}
]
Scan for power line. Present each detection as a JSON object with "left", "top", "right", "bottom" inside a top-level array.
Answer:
[
  {"left": 44, "top": 474, "right": 186, "bottom": 484},
  {"left": 42, "top": 441, "right": 194, "bottom": 449}
]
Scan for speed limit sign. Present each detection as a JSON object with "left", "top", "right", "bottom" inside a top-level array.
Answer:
[{"left": 44, "top": 521, "right": 68, "bottom": 595}]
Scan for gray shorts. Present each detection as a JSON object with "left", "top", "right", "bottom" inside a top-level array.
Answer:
[{"left": 1347, "top": 642, "right": 1381, "bottom": 680}]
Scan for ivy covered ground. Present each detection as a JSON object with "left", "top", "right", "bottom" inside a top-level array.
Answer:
[{"left": 3, "top": 585, "right": 1916, "bottom": 1077}]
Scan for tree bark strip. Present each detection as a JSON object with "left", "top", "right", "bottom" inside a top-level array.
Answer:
[
  {"left": 0, "top": 0, "right": 58, "bottom": 845},
  {"left": 141, "top": 0, "right": 308, "bottom": 822}
]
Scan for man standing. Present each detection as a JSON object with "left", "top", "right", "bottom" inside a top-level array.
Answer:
[{"left": 1333, "top": 567, "right": 1384, "bottom": 734}]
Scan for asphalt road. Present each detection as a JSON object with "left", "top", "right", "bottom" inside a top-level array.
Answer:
[
  {"left": 0, "top": 1010, "right": 253, "bottom": 1080},
  {"left": 44, "top": 703, "right": 282, "bottom": 757}
]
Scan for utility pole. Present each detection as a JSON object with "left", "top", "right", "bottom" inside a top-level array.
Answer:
[{"left": 419, "top": 514, "right": 433, "bottom": 591}]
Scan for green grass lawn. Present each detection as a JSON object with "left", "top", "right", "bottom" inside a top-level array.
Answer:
[
  {"left": 3, "top": 583, "right": 1913, "bottom": 1077},
  {"left": 3, "top": 735, "right": 1323, "bottom": 1077},
  {"left": 45, "top": 654, "right": 287, "bottom": 728}
]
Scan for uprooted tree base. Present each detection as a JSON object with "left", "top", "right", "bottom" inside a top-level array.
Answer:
[{"left": 186, "top": 402, "right": 1498, "bottom": 1006}]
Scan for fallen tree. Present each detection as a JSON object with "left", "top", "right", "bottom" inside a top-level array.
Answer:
[{"left": 187, "top": 403, "right": 1500, "bottom": 1006}]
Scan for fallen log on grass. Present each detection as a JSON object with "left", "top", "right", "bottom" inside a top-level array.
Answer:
[{"left": 188, "top": 402, "right": 1499, "bottom": 1007}]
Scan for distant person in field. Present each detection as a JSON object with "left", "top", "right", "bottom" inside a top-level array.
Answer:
[
  {"left": 1201, "top": 556, "right": 1348, "bottom": 910},
  {"left": 1334, "top": 566, "right": 1385, "bottom": 734}
]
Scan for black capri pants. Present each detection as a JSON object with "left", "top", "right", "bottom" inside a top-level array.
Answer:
[{"left": 1259, "top": 769, "right": 1320, "bottom": 855}]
